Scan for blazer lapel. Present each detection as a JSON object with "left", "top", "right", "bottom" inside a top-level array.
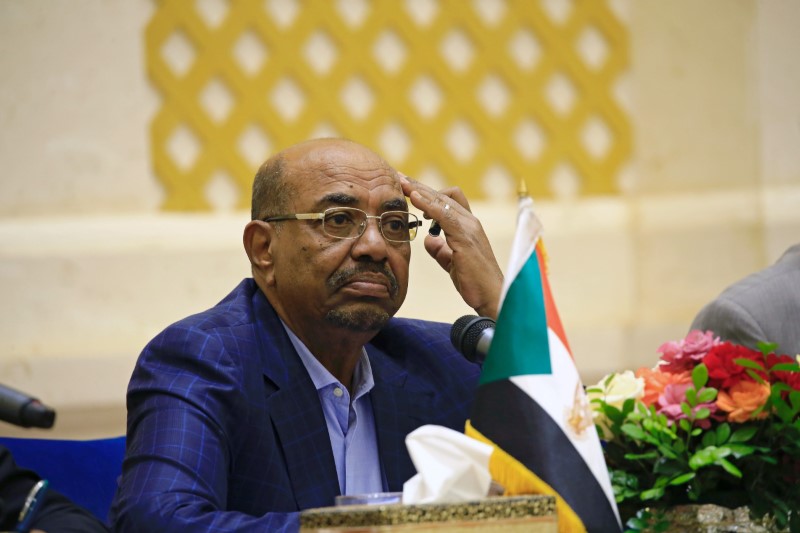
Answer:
[
  {"left": 266, "top": 375, "right": 340, "bottom": 510},
  {"left": 253, "top": 291, "right": 340, "bottom": 510},
  {"left": 368, "top": 345, "right": 436, "bottom": 491}
]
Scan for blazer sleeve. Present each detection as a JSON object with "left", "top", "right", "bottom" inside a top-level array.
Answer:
[{"left": 110, "top": 324, "right": 300, "bottom": 533}]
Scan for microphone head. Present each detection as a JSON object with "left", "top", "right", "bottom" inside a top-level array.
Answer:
[
  {"left": 0, "top": 384, "right": 57, "bottom": 429},
  {"left": 22, "top": 400, "right": 56, "bottom": 429},
  {"left": 451, "top": 315, "right": 495, "bottom": 363}
]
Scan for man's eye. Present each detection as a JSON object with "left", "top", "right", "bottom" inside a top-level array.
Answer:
[
  {"left": 327, "top": 213, "right": 354, "bottom": 226},
  {"left": 384, "top": 219, "right": 406, "bottom": 231},
  {"left": 382, "top": 215, "right": 408, "bottom": 232}
]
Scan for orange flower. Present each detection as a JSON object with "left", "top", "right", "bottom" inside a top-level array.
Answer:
[
  {"left": 635, "top": 366, "right": 692, "bottom": 407},
  {"left": 716, "top": 381, "right": 771, "bottom": 422}
]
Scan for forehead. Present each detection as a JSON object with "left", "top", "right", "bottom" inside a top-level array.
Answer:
[{"left": 284, "top": 142, "right": 402, "bottom": 205}]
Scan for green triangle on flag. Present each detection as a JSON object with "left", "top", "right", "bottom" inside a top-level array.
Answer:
[{"left": 480, "top": 249, "right": 552, "bottom": 385}]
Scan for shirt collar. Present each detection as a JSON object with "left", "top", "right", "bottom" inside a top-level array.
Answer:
[{"left": 281, "top": 320, "right": 374, "bottom": 399}]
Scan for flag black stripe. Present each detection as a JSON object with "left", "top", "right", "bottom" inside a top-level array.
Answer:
[{"left": 471, "top": 379, "right": 621, "bottom": 533}]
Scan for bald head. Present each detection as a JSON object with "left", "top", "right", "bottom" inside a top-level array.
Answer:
[
  {"left": 243, "top": 137, "right": 412, "bottom": 346},
  {"left": 250, "top": 138, "right": 389, "bottom": 220}
]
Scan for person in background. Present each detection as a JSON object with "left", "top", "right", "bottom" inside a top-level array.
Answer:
[
  {"left": 0, "top": 445, "right": 109, "bottom": 532},
  {"left": 691, "top": 242, "right": 800, "bottom": 356},
  {"left": 111, "top": 138, "right": 504, "bottom": 531}
]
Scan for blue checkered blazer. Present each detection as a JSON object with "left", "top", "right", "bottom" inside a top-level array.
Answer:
[{"left": 111, "top": 279, "right": 480, "bottom": 532}]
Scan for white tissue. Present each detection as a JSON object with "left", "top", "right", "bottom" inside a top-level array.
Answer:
[{"left": 402, "top": 425, "right": 493, "bottom": 504}]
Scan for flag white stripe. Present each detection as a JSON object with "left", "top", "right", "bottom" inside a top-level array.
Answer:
[
  {"left": 510, "top": 329, "right": 619, "bottom": 520},
  {"left": 498, "top": 196, "right": 541, "bottom": 308}
]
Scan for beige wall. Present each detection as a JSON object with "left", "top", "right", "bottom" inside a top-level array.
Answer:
[{"left": 1, "top": 0, "right": 799, "bottom": 438}]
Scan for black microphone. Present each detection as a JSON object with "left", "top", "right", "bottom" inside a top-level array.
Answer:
[
  {"left": 0, "top": 384, "right": 56, "bottom": 429},
  {"left": 450, "top": 315, "right": 495, "bottom": 364}
]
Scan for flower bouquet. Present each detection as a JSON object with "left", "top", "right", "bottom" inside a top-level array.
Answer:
[{"left": 587, "top": 331, "right": 800, "bottom": 531}]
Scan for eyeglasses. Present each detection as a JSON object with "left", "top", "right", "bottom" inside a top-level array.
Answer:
[{"left": 263, "top": 207, "right": 421, "bottom": 242}]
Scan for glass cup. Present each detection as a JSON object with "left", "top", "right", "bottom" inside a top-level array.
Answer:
[{"left": 334, "top": 492, "right": 402, "bottom": 506}]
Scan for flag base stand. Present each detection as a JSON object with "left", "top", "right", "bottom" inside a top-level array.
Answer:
[{"left": 300, "top": 495, "right": 557, "bottom": 532}]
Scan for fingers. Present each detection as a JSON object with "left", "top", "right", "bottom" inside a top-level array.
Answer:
[
  {"left": 399, "top": 177, "right": 472, "bottom": 238},
  {"left": 398, "top": 174, "right": 504, "bottom": 319},
  {"left": 424, "top": 233, "right": 452, "bottom": 271}
]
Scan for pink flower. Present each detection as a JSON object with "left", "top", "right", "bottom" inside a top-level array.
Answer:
[
  {"left": 658, "top": 330, "right": 722, "bottom": 373},
  {"left": 657, "top": 382, "right": 719, "bottom": 429}
]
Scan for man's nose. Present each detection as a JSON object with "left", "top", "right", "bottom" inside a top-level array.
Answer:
[{"left": 351, "top": 216, "right": 389, "bottom": 259}]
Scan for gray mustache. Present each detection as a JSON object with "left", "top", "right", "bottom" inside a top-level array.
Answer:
[{"left": 328, "top": 264, "right": 399, "bottom": 297}]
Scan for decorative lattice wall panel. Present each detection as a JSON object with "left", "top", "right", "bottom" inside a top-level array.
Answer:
[{"left": 146, "top": 0, "right": 631, "bottom": 210}]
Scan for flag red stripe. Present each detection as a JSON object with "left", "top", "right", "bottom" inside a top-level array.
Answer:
[{"left": 536, "top": 244, "right": 572, "bottom": 356}]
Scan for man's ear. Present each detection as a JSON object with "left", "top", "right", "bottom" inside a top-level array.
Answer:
[{"left": 243, "top": 220, "right": 275, "bottom": 283}]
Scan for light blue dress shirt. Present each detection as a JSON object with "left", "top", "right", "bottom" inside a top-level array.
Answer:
[{"left": 282, "top": 322, "right": 385, "bottom": 495}]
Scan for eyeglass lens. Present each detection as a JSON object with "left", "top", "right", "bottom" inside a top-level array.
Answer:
[{"left": 323, "top": 208, "right": 417, "bottom": 242}]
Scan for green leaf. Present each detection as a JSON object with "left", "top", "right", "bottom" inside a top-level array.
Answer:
[
  {"left": 729, "top": 425, "right": 758, "bottom": 443},
  {"left": 620, "top": 398, "right": 636, "bottom": 419},
  {"left": 640, "top": 487, "right": 665, "bottom": 500},
  {"left": 701, "top": 431, "right": 716, "bottom": 448},
  {"left": 685, "top": 387, "right": 697, "bottom": 406},
  {"left": 669, "top": 472, "right": 696, "bottom": 485},
  {"left": 718, "top": 457, "right": 742, "bottom": 477},
  {"left": 775, "top": 395, "right": 795, "bottom": 421},
  {"left": 726, "top": 443, "right": 756, "bottom": 457},
  {"left": 695, "top": 407, "right": 711, "bottom": 420},
  {"left": 654, "top": 519, "right": 671, "bottom": 533},
  {"left": 621, "top": 423, "right": 646, "bottom": 440},
  {"left": 680, "top": 403, "right": 693, "bottom": 418},
  {"left": 603, "top": 405, "right": 624, "bottom": 425},
  {"left": 790, "top": 390, "right": 800, "bottom": 413},
  {"left": 626, "top": 517, "right": 647, "bottom": 530},
  {"left": 624, "top": 451, "right": 659, "bottom": 460},
  {"left": 656, "top": 444, "right": 678, "bottom": 460},
  {"left": 715, "top": 423, "right": 731, "bottom": 444},
  {"left": 697, "top": 387, "right": 717, "bottom": 403},
  {"left": 692, "top": 363, "right": 709, "bottom": 390},
  {"left": 689, "top": 445, "right": 731, "bottom": 470},
  {"left": 734, "top": 357, "right": 766, "bottom": 372},
  {"left": 770, "top": 362, "right": 800, "bottom": 372},
  {"left": 745, "top": 368, "right": 767, "bottom": 384},
  {"left": 679, "top": 418, "right": 691, "bottom": 433},
  {"left": 689, "top": 449, "right": 714, "bottom": 469},
  {"left": 757, "top": 340, "right": 778, "bottom": 355}
]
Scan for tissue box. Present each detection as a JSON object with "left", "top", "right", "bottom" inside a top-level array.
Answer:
[{"left": 300, "top": 495, "right": 557, "bottom": 532}]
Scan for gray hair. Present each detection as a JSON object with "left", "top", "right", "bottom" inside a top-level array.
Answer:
[{"left": 250, "top": 155, "right": 290, "bottom": 220}]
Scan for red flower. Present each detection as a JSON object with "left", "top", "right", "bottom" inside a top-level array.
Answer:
[
  {"left": 767, "top": 353, "right": 800, "bottom": 392},
  {"left": 704, "top": 342, "right": 767, "bottom": 389}
]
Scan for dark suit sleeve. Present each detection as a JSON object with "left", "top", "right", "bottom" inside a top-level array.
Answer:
[
  {"left": 0, "top": 446, "right": 109, "bottom": 533},
  {"left": 110, "top": 325, "right": 299, "bottom": 532}
]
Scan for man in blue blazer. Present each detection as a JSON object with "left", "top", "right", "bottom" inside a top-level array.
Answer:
[{"left": 111, "top": 139, "right": 504, "bottom": 531}]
